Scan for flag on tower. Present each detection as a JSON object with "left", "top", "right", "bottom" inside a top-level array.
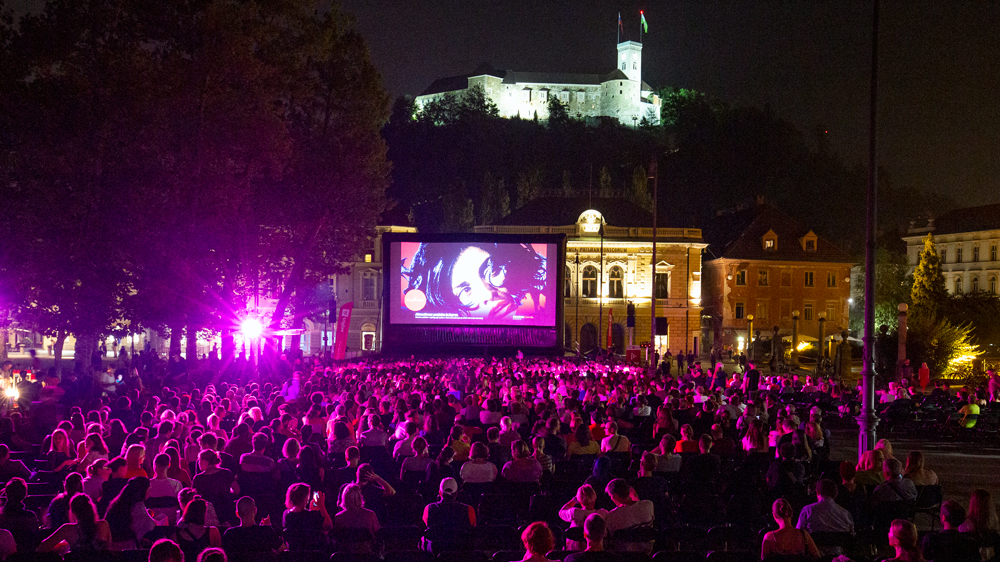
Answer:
[
  {"left": 618, "top": 12, "right": 624, "bottom": 34},
  {"left": 641, "top": 11, "right": 649, "bottom": 33}
]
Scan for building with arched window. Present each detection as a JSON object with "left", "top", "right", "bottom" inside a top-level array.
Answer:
[{"left": 474, "top": 197, "right": 706, "bottom": 355}]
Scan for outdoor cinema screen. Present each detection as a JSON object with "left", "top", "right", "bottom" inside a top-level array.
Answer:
[{"left": 389, "top": 240, "right": 558, "bottom": 327}]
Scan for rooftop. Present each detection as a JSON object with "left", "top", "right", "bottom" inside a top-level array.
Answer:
[
  {"left": 908, "top": 203, "right": 1000, "bottom": 236},
  {"left": 704, "top": 204, "right": 853, "bottom": 264}
]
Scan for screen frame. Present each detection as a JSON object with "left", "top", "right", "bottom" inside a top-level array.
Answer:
[{"left": 382, "top": 231, "right": 566, "bottom": 332}]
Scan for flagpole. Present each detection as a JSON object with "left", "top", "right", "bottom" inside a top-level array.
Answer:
[{"left": 617, "top": 12, "right": 620, "bottom": 43}]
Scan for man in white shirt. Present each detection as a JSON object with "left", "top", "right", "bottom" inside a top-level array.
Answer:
[
  {"left": 797, "top": 479, "right": 854, "bottom": 555},
  {"left": 601, "top": 422, "right": 631, "bottom": 453},
  {"left": 603, "top": 478, "right": 654, "bottom": 552}
]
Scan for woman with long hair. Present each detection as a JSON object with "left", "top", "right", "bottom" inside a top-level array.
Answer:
[
  {"left": 48, "top": 428, "right": 76, "bottom": 474},
  {"left": 400, "top": 437, "right": 432, "bottom": 480},
  {"left": 76, "top": 433, "right": 110, "bottom": 475},
  {"left": 791, "top": 429, "right": 813, "bottom": 464},
  {"left": 760, "top": 498, "right": 820, "bottom": 559},
  {"left": 328, "top": 421, "right": 357, "bottom": 456},
  {"left": 425, "top": 446, "right": 457, "bottom": 488},
  {"left": 567, "top": 423, "right": 599, "bottom": 458},
  {"left": 124, "top": 444, "right": 148, "bottom": 478},
  {"left": 960, "top": 488, "right": 1000, "bottom": 539},
  {"left": 105, "top": 420, "right": 128, "bottom": 460},
  {"left": 164, "top": 446, "right": 192, "bottom": 487},
  {"left": 46, "top": 472, "right": 84, "bottom": 529},
  {"left": 173, "top": 498, "right": 222, "bottom": 562},
  {"left": 37, "top": 494, "right": 111, "bottom": 553},
  {"left": 903, "top": 451, "right": 938, "bottom": 486},
  {"left": 651, "top": 405, "right": 677, "bottom": 440},
  {"left": 741, "top": 419, "right": 769, "bottom": 453},
  {"left": 295, "top": 443, "right": 324, "bottom": 489},
  {"left": 105, "top": 477, "right": 156, "bottom": 550}
]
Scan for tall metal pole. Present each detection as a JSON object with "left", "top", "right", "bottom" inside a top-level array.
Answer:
[
  {"left": 575, "top": 253, "right": 580, "bottom": 357},
  {"left": 649, "top": 160, "right": 658, "bottom": 376},
  {"left": 857, "top": 0, "right": 881, "bottom": 457},
  {"left": 599, "top": 225, "right": 605, "bottom": 353}
]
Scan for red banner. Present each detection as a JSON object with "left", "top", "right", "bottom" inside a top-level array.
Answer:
[
  {"left": 607, "top": 309, "right": 614, "bottom": 350},
  {"left": 333, "top": 302, "right": 353, "bottom": 360}
]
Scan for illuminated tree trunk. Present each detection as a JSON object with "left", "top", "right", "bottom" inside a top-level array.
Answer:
[
  {"left": 53, "top": 330, "right": 66, "bottom": 378},
  {"left": 168, "top": 324, "right": 183, "bottom": 359}
]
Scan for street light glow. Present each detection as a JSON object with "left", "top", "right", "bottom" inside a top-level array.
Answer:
[
  {"left": 240, "top": 317, "right": 264, "bottom": 339},
  {"left": 4, "top": 387, "right": 18, "bottom": 399}
]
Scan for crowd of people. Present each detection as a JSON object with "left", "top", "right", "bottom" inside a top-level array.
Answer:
[{"left": 0, "top": 352, "right": 994, "bottom": 562}]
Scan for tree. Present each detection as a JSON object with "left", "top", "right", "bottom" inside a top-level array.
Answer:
[
  {"left": 516, "top": 168, "right": 542, "bottom": 209},
  {"left": 907, "top": 316, "right": 979, "bottom": 378},
  {"left": 458, "top": 85, "right": 499, "bottom": 121},
  {"left": 478, "top": 171, "right": 510, "bottom": 225},
  {"left": 945, "top": 291, "right": 1000, "bottom": 349},
  {"left": 628, "top": 165, "right": 653, "bottom": 211},
  {"left": 598, "top": 166, "right": 614, "bottom": 197},
  {"left": 850, "top": 248, "right": 912, "bottom": 332},
  {"left": 547, "top": 97, "right": 570, "bottom": 130},
  {"left": 562, "top": 170, "right": 573, "bottom": 196},
  {"left": 911, "top": 234, "right": 948, "bottom": 321},
  {"left": 441, "top": 180, "right": 475, "bottom": 232}
]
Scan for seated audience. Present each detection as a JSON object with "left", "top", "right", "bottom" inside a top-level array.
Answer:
[
  {"left": 222, "top": 496, "right": 284, "bottom": 555},
  {"left": 920, "top": 500, "right": 980, "bottom": 562}
]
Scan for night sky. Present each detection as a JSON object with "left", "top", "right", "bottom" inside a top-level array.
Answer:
[
  {"left": 339, "top": 0, "right": 1000, "bottom": 206},
  {"left": 9, "top": 0, "right": 999, "bottom": 205}
]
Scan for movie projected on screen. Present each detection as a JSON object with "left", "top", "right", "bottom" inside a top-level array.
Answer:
[{"left": 389, "top": 240, "right": 558, "bottom": 326}]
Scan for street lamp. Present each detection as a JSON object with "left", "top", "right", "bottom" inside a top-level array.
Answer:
[
  {"left": 791, "top": 311, "right": 800, "bottom": 368},
  {"left": 817, "top": 312, "right": 827, "bottom": 373}
]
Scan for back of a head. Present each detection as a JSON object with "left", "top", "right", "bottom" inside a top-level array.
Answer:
[
  {"left": 5, "top": 477, "right": 27, "bottom": 503},
  {"left": 583, "top": 512, "right": 607, "bottom": 542},
  {"left": 817, "top": 479, "right": 838, "bottom": 499},
  {"left": 772, "top": 498, "right": 793, "bottom": 521},
  {"left": 941, "top": 500, "right": 967, "bottom": 528},
  {"left": 890, "top": 519, "right": 919, "bottom": 552},
  {"left": 884, "top": 458, "right": 903, "bottom": 477},
  {"left": 149, "top": 538, "right": 184, "bottom": 562},
  {"left": 698, "top": 434, "right": 714, "bottom": 453},
  {"left": 605, "top": 478, "right": 630, "bottom": 500},
  {"left": 236, "top": 496, "right": 256, "bottom": 518},
  {"left": 779, "top": 443, "right": 795, "bottom": 460}
]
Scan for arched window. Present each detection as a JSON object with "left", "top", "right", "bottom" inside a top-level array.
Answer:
[
  {"left": 611, "top": 323, "right": 625, "bottom": 355},
  {"left": 991, "top": 277, "right": 998, "bottom": 294},
  {"left": 564, "top": 266, "right": 572, "bottom": 298},
  {"left": 580, "top": 323, "right": 598, "bottom": 353},
  {"left": 609, "top": 266, "right": 624, "bottom": 298},
  {"left": 955, "top": 277, "right": 963, "bottom": 294},
  {"left": 972, "top": 277, "right": 980, "bottom": 292},
  {"left": 583, "top": 266, "right": 598, "bottom": 298}
]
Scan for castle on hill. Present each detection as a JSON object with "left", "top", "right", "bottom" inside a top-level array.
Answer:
[{"left": 415, "top": 41, "right": 661, "bottom": 126}]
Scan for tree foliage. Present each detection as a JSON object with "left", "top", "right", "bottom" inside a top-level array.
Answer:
[
  {"left": 0, "top": 0, "right": 389, "bottom": 363},
  {"left": 478, "top": 171, "right": 510, "bottom": 226},
  {"left": 910, "top": 234, "right": 948, "bottom": 322},
  {"left": 851, "top": 248, "right": 912, "bottom": 332}
]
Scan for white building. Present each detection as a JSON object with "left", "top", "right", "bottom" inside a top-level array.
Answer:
[
  {"left": 416, "top": 41, "right": 661, "bottom": 126},
  {"left": 904, "top": 204, "right": 1000, "bottom": 295}
]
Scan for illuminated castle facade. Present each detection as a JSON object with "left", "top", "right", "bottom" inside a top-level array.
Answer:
[{"left": 416, "top": 41, "right": 661, "bottom": 126}]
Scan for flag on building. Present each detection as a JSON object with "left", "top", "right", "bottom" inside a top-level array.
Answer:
[
  {"left": 618, "top": 12, "right": 624, "bottom": 34},
  {"left": 641, "top": 11, "right": 649, "bottom": 33}
]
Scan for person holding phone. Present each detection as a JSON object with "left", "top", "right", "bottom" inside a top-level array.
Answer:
[{"left": 282, "top": 483, "right": 332, "bottom": 551}]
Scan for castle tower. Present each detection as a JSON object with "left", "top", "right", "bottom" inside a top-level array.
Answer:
[{"left": 617, "top": 41, "right": 642, "bottom": 83}]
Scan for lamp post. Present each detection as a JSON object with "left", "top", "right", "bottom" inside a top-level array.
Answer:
[
  {"left": 897, "top": 303, "right": 908, "bottom": 375},
  {"left": 857, "top": 0, "right": 881, "bottom": 456},
  {"left": 817, "top": 312, "right": 827, "bottom": 374},
  {"left": 791, "top": 311, "right": 800, "bottom": 368},
  {"left": 575, "top": 253, "right": 581, "bottom": 358},
  {"left": 649, "top": 159, "right": 658, "bottom": 376},
  {"left": 746, "top": 314, "right": 755, "bottom": 361},
  {"left": 599, "top": 225, "right": 605, "bottom": 353}
]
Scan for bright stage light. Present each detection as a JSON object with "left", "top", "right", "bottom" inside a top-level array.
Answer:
[
  {"left": 4, "top": 387, "right": 18, "bottom": 399},
  {"left": 241, "top": 317, "right": 264, "bottom": 339}
]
